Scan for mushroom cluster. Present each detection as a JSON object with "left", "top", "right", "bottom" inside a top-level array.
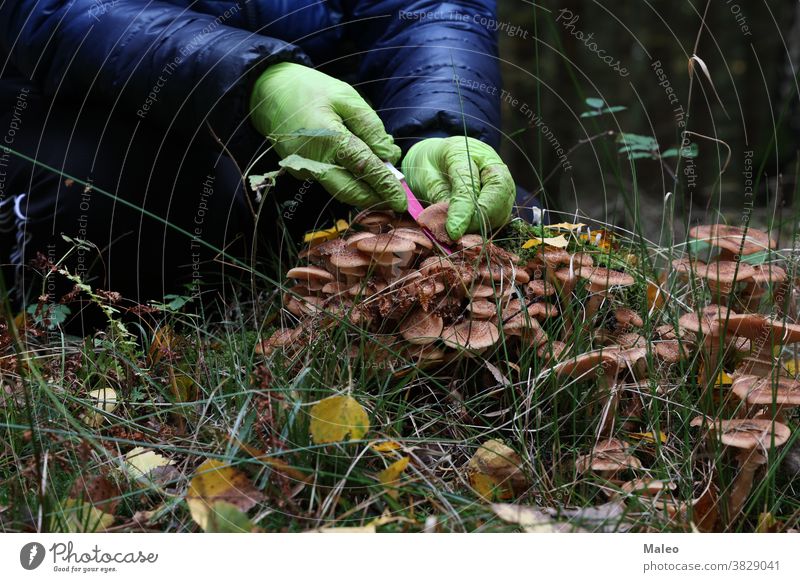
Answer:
[
  {"left": 261, "top": 202, "right": 584, "bottom": 363},
  {"left": 672, "top": 225, "right": 798, "bottom": 526},
  {"left": 261, "top": 217, "right": 798, "bottom": 530}
]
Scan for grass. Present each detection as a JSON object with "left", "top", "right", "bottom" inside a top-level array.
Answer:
[{"left": 1, "top": 211, "right": 798, "bottom": 534}]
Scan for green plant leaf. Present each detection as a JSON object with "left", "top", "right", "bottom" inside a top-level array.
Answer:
[
  {"left": 585, "top": 97, "right": 605, "bottom": 109},
  {"left": 278, "top": 154, "right": 341, "bottom": 177},
  {"left": 248, "top": 169, "right": 283, "bottom": 192}
]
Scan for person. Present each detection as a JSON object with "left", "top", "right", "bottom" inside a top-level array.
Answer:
[{"left": 0, "top": 1, "right": 522, "bottom": 312}]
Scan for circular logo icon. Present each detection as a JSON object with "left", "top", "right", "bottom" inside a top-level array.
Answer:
[{"left": 20, "top": 542, "right": 46, "bottom": 570}]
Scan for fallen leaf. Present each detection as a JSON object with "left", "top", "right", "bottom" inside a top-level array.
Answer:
[
  {"left": 371, "top": 440, "right": 402, "bottom": 453},
  {"left": 522, "top": 235, "right": 569, "bottom": 249},
  {"left": 69, "top": 474, "right": 120, "bottom": 515},
  {"left": 647, "top": 280, "right": 666, "bottom": 311},
  {"left": 627, "top": 431, "right": 668, "bottom": 445},
  {"left": 186, "top": 459, "right": 263, "bottom": 532},
  {"left": 377, "top": 456, "right": 410, "bottom": 499},
  {"left": 466, "top": 439, "right": 528, "bottom": 501},
  {"left": 549, "top": 501, "right": 628, "bottom": 532},
  {"left": 309, "top": 395, "right": 370, "bottom": 444},
  {"left": 714, "top": 370, "right": 734, "bottom": 387},
  {"left": 124, "top": 447, "right": 174, "bottom": 483},
  {"left": 548, "top": 222, "right": 587, "bottom": 231},
  {"left": 303, "top": 219, "right": 349, "bottom": 244},
  {"left": 491, "top": 503, "right": 579, "bottom": 532},
  {"left": 60, "top": 498, "right": 115, "bottom": 532},
  {"left": 204, "top": 502, "right": 256, "bottom": 533},
  {"left": 82, "top": 388, "right": 118, "bottom": 427}
]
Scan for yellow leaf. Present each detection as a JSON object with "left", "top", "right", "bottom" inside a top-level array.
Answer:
[
  {"left": 309, "top": 395, "right": 370, "bottom": 444},
  {"left": 377, "top": 456, "right": 410, "bottom": 499},
  {"left": 371, "top": 440, "right": 402, "bottom": 453},
  {"left": 466, "top": 439, "right": 528, "bottom": 501},
  {"left": 647, "top": 280, "right": 666, "bottom": 311},
  {"left": 521, "top": 235, "right": 569, "bottom": 250},
  {"left": 714, "top": 371, "right": 734, "bottom": 387},
  {"left": 784, "top": 359, "right": 800, "bottom": 376},
  {"left": 61, "top": 498, "right": 115, "bottom": 532},
  {"left": 548, "top": 222, "right": 587, "bottom": 231},
  {"left": 303, "top": 219, "right": 349, "bottom": 244},
  {"left": 82, "top": 388, "right": 118, "bottom": 428},
  {"left": 627, "top": 431, "right": 668, "bottom": 445},
  {"left": 125, "top": 447, "right": 174, "bottom": 482},
  {"left": 186, "top": 459, "right": 263, "bottom": 532}
]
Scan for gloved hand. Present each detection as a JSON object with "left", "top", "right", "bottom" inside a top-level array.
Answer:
[
  {"left": 401, "top": 137, "right": 515, "bottom": 240},
  {"left": 250, "top": 63, "right": 406, "bottom": 212}
]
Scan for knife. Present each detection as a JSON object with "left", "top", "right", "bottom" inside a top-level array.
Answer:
[{"left": 385, "top": 162, "right": 453, "bottom": 255}]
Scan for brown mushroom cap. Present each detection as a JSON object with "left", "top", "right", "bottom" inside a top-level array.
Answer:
[
  {"left": 357, "top": 232, "right": 416, "bottom": 254},
  {"left": 286, "top": 266, "right": 335, "bottom": 284},
  {"left": 354, "top": 210, "right": 393, "bottom": 232},
  {"left": 698, "top": 260, "right": 756, "bottom": 285},
  {"left": 399, "top": 308, "right": 444, "bottom": 345},
  {"left": 344, "top": 231, "right": 376, "bottom": 249},
  {"left": 555, "top": 349, "right": 622, "bottom": 379},
  {"left": 442, "top": 320, "right": 500, "bottom": 350},
  {"left": 527, "top": 279, "right": 556, "bottom": 297},
  {"left": 695, "top": 417, "right": 792, "bottom": 450},
  {"left": 622, "top": 478, "right": 675, "bottom": 496},
  {"left": 653, "top": 340, "right": 689, "bottom": 363},
  {"left": 688, "top": 224, "right": 776, "bottom": 256},
  {"left": 537, "top": 340, "right": 568, "bottom": 363},
  {"left": 731, "top": 375, "right": 800, "bottom": 407},
  {"left": 615, "top": 308, "right": 644, "bottom": 329},
  {"left": 722, "top": 313, "right": 800, "bottom": 344},
  {"left": 576, "top": 438, "right": 642, "bottom": 473},
  {"left": 468, "top": 283, "right": 496, "bottom": 298},
  {"left": 458, "top": 234, "right": 484, "bottom": 250},
  {"left": 328, "top": 246, "right": 370, "bottom": 269},
  {"left": 678, "top": 304, "right": 731, "bottom": 336},
  {"left": 418, "top": 202, "right": 455, "bottom": 245},
  {"left": 393, "top": 227, "right": 434, "bottom": 250},
  {"left": 528, "top": 302, "right": 558, "bottom": 320},
  {"left": 749, "top": 264, "right": 788, "bottom": 284},
  {"left": 467, "top": 299, "right": 497, "bottom": 319},
  {"left": 576, "top": 266, "right": 635, "bottom": 289}
]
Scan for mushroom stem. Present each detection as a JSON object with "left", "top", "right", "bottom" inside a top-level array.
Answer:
[{"left": 727, "top": 449, "right": 765, "bottom": 525}]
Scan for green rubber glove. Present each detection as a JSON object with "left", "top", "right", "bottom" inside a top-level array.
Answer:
[
  {"left": 250, "top": 63, "right": 406, "bottom": 212},
  {"left": 401, "top": 137, "right": 515, "bottom": 240}
]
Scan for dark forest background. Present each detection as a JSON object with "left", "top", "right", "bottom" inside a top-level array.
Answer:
[{"left": 496, "top": 0, "right": 800, "bottom": 244}]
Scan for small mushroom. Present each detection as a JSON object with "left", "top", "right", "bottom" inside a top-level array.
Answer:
[
  {"left": 693, "top": 417, "right": 791, "bottom": 523},
  {"left": 441, "top": 320, "right": 500, "bottom": 351},
  {"left": 688, "top": 224, "right": 775, "bottom": 260},
  {"left": 698, "top": 261, "right": 756, "bottom": 305},
  {"left": 740, "top": 264, "right": 788, "bottom": 313},
  {"left": 731, "top": 374, "right": 800, "bottom": 421},
  {"left": 286, "top": 266, "right": 335, "bottom": 286},
  {"left": 467, "top": 299, "right": 497, "bottom": 320},
  {"left": 399, "top": 308, "right": 444, "bottom": 345},
  {"left": 417, "top": 202, "right": 455, "bottom": 246},
  {"left": 721, "top": 313, "right": 800, "bottom": 376},
  {"left": 576, "top": 438, "right": 642, "bottom": 479},
  {"left": 575, "top": 266, "right": 636, "bottom": 324},
  {"left": 614, "top": 308, "right": 643, "bottom": 331}
]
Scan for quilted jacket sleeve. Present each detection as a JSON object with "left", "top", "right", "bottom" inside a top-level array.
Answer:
[
  {"left": 348, "top": 0, "right": 502, "bottom": 151},
  {"left": 0, "top": 0, "right": 311, "bottom": 151}
]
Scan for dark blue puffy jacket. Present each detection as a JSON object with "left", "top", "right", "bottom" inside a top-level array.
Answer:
[{"left": 0, "top": 1, "right": 501, "bottom": 157}]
